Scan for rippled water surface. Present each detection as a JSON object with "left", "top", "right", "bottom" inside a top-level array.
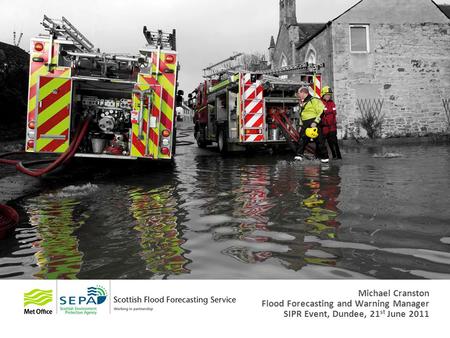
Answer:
[{"left": 1, "top": 132, "right": 449, "bottom": 279}]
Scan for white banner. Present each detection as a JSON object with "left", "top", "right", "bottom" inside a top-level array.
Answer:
[{"left": 0, "top": 280, "right": 448, "bottom": 337}]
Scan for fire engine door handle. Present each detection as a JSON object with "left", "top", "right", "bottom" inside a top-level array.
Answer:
[
  {"left": 148, "top": 91, "right": 156, "bottom": 128},
  {"left": 145, "top": 92, "right": 153, "bottom": 155}
]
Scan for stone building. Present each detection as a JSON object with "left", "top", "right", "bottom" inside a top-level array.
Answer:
[{"left": 269, "top": 0, "right": 450, "bottom": 138}]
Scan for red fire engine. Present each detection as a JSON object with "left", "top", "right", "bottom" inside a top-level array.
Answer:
[
  {"left": 191, "top": 54, "right": 323, "bottom": 153},
  {"left": 25, "top": 16, "right": 178, "bottom": 162}
]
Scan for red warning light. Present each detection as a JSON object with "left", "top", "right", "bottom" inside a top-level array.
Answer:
[
  {"left": 165, "top": 54, "right": 175, "bottom": 64},
  {"left": 34, "top": 42, "right": 44, "bottom": 52}
]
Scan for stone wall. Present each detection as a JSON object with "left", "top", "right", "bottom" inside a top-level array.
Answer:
[
  {"left": 333, "top": 23, "right": 450, "bottom": 138},
  {"left": 297, "top": 27, "right": 334, "bottom": 94},
  {"left": 332, "top": 0, "right": 450, "bottom": 139}
]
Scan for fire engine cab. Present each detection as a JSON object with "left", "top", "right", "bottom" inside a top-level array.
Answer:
[
  {"left": 25, "top": 16, "right": 178, "bottom": 161},
  {"left": 191, "top": 53, "right": 323, "bottom": 153}
]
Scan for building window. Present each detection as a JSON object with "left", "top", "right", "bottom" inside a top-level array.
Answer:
[
  {"left": 279, "top": 54, "right": 288, "bottom": 79},
  {"left": 350, "top": 25, "right": 370, "bottom": 53},
  {"left": 307, "top": 51, "right": 316, "bottom": 64},
  {"left": 305, "top": 44, "right": 317, "bottom": 65},
  {"left": 280, "top": 54, "right": 288, "bottom": 68}
]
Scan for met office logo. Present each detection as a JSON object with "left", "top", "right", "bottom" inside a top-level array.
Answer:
[
  {"left": 59, "top": 286, "right": 108, "bottom": 315},
  {"left": 23, "top": 289, "right": 54, "bottom": 315}
]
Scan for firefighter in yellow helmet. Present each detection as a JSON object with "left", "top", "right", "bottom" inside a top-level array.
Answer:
[{"left": 295, "top": 87, "right": 329, "bottom": 163}]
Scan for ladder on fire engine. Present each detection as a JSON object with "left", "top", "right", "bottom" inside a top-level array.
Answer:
[
  {"left": 270, "top": 109, "right": 315, "bottom": 155},
  {"left": 203, "top": 53, "right": 244, "bottom": 78},
  {"left": 143, "top": 27, "right": 176, "bottom": 51},
  {"left": 270, "top": 109, "right": 300, "bottom": 143},
  {"left": 41, "top": 15, "right": 95, "bottom": 53},
  {"left": 203, "top": 51, "right": 324, "bottom": 79},
  {"left": 254, "top": 62, "right": 324, "bottom": 76}
]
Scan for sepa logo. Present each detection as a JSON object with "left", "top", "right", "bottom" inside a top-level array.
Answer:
[{"left": 60, "top": 286, "right": 107, "bottom": 306}]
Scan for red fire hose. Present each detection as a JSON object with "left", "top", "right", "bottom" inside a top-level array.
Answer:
[
  {"left": 0, "top": 117, "right": 91, "bottom": 177},
  {"left": 0, "top": 204, "right": 19, "bottom": 240}
]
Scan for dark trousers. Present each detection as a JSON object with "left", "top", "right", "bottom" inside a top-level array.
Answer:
[
  {"left": 296, "top": 119, "right": 329, "bottom": 160},
  {"left": 324, "top": 131, "right": 342, "bottom": 159}
]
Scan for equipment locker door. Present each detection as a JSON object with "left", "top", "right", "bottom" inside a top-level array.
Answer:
[
  {"left": 240, "top": 73, "right": 265, "bottom": 143},
  {"left": 130, "top": 82, "right": 162, "bottom": 159},
  {"left": 35, "top": 76, "right": 72, "bottom": 153}
]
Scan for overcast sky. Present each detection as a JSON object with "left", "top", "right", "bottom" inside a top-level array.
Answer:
[{"left": 1, "top": 0, "right": 449, "bottom": 92}]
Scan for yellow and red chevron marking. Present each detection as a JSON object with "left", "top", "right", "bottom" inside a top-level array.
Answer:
[
  {"left": 131, "top": 83, "right": 152, "bottom": 158},
  {"left": 154, "top": 52, "right": 177, "bottom": 133},
  {"left": 35, "top": 76, "right": 72, "bottom": 153},
  {"left": 26, "top": 40, "right": 71, "bottom": 152},
  {"left": 135, "top": 51, "right": 177, "bottom": 159},
  {"left": 27, "top": 41, "right": 69, "bottom": 123},
  {"left": 310, "top": 74, "right": 322, "bottom": 98},
  {"left": 28, "top": 67, "right": 71, "bottom": 121}
]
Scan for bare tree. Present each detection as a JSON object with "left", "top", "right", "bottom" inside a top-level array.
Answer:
[{"left": 240, "top": 52, "right": 269, "bottom": 72}]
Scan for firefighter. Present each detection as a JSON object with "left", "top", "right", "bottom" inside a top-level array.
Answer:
[
  {"left": 295, "top": 87, "right": 329, "bottom": 163},
  {"left": 176, "top": 90, "right": 184, "bottom": 122},
  {"left": 320, "top": 86, "right": 342, "bottom": 159}
]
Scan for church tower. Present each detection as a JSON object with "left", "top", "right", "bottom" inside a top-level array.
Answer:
[{"left": 279, "top": 0, "right": 297, "bottom": 27}]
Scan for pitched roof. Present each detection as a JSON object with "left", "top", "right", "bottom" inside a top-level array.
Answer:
[
  {"left": 437, "top": 4, "right": 450, "bottom": 18},
  {"left": 294, "top": 23, "right": 327, "bottom": 47},
  {"left": 294, "top": 0, "right": 364, "bottom": 50},
  {"left": 295, "top": 0, "right": 449, "bottom": 50},
  {"left": 269, "top": 36, "right": 276, "bottom": 49},
  {"left": 294, "top": 23, "right": 330, "bottom": 50}
]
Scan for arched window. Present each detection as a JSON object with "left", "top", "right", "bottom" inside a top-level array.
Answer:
[
  {"left": 280, "top": 53, "right": 288, "bottom": 68},
  {"left": 305, "top": 44, "right": 317, "bottom": 65},
  {"left": 307, "top": 51, "right": 316, "bottom": 64},
  {"left": 279, "top": 53, "right": 289, "bottom": 79}
]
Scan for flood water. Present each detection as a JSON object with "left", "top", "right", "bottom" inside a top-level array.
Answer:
[{"left": 1, "top": 129, "right": 449, "bottom": 279}]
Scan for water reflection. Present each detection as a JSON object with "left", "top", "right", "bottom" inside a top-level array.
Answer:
[
  {"left": 300, "top": 165, "right": 341, "bottom": 268},
  {"left": 1, "top": 142, "right": 448, "bottom": 279},
  {"left": 128, "top": 186, "right": 190, "bottom": 277},
  {"left": 245, "top": 163, "right": 343, "bottom": 272},
  {"left": 23, "top": 197, "right": 86, "bottom": 279},
  {"left": 302, "top": 166, "right": 341, "bottom": 239},
  {"left": 220, "top": 165, "right": 275, "bottom": 263},
  {"left": 201, "top": 157, "right": 344, "bottom": 272}
]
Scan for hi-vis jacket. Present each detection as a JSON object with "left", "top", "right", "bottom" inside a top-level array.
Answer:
[{"left": 300, "top": 96, "right": 325, "bottom": 124}]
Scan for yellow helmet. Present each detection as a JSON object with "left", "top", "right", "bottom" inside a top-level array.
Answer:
[
  {"left": 321, "top": 86, "right": 333, "bottom": 97},
  {"left": 305, "top": 127, "right": 319, "bottom": 139}
]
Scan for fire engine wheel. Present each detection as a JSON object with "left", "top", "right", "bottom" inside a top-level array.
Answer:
[
  {"left": 217, "top": 129, "right": 228, "bottom": 153},
  {"left": 172, "top": 127, "right": 177, "bottom": 155},
  {"left": 195, "top": 126, "right": 207, "bottom": 148}
]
